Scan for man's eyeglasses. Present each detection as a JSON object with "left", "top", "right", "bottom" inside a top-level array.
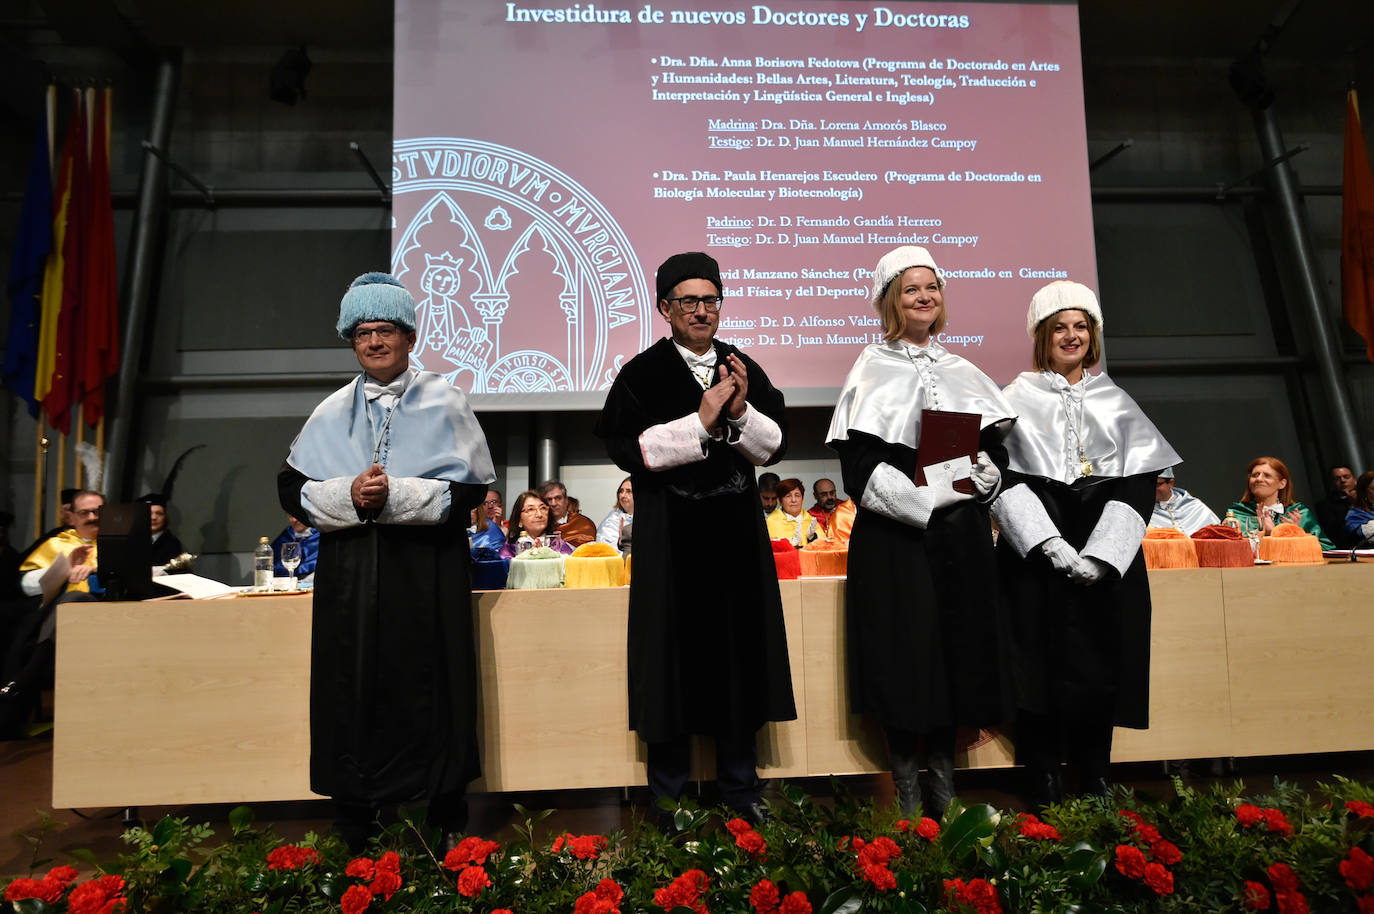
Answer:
[
  {"left": 666, "top": 295, "right": 723, "bottom": 313},
  {"left": 73, "top": 508, "right": 101, "bottom": 518},
  {"left": 482, "top": 499, "right": 502, "bottom": 508},
  {"left": 352, "top": 323, "right": 402, "bottom": 343}
]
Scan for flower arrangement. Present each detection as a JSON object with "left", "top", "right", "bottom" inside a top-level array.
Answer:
[{"left": 5, "top": 777, "right": 1374, "bottom": 913}]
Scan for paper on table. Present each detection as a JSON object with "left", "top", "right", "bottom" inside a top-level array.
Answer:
[{"left": 155, "top": 573, "right": 239, "bottom": 600}]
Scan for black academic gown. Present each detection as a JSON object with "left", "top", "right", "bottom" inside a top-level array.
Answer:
[
  {"left": 595, "top": 337, "right": 796, "bottom": 744},
  {"left": 278, "top": 467, "right": 486, "bottom": 805},
  {"left": 149, "top": 531, "right": 185, "bottom": 566},
  {"left": 996, "top": 471, "right": 1154, "bottom": 731},
  {"left": 834, "top": 430, "right": 1010, "bottom": 734}
]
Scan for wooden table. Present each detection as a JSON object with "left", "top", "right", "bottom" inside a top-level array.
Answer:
[{"left": 51, "top": 564, "right": 1374, "bottom": 807}]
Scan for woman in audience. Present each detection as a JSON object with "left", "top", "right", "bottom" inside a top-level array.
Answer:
[
  {"left": 596, "top": 477, "right": 634, "bottom": 555},
  {"left": 826, "top": 246, "right": 1015, "bottom": 818},
  {"left": 1344, "top": 471, "right": 1374, "bottom": 545},
  {"left": 1225, "top": 457, "right": 1333, "bottom": 549},
  {"left": 471, "top": 490, "right": 507, "bottom": 552},
  {"left": 765, "top": 478, "right": 823, "bottom": 547},
  {"left": 991, "top": 281, "right": 1179, "bottom": 809},
  {"left": 500, "top": 491, "right": 574, "bottom": 558}
]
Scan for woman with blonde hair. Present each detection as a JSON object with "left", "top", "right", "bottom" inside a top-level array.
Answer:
[
  {"left": 826, "top": 245, "right": 1015, "bottom": 818},
  {"left": 991, "top": 281, "right": 1179, "bottom": 808}
]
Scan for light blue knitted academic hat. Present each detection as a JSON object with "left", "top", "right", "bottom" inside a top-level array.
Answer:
[{"left": 335, "top": 272, "right": 417, "bottom": 340}]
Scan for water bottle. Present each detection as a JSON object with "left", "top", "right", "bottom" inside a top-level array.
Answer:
[
  {"left": 1222, "top": 510, "right": 1240, "bottom": 531},
  {"left": 254, "top": 536, "right": 274, "bottom": 591}
]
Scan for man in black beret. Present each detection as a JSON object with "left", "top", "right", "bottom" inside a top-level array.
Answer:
[{"left": 595, "top": 252, "right": 795, "bottom": 823}]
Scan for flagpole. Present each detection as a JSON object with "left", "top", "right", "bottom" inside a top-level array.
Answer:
[
  {"left": 74, "top": 403, "right": 85, "bottom": 487},
  {"left": 34, "top": 423, "right": 48, "bottom": 540},
  {"left": 55, "top": 432, "right": 66, "bottom": 521}
]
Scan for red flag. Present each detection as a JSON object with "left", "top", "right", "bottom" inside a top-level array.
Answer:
[
  {"left": 81, "top": 87, "right": 119, "bottom": 425},
  {"left": 34, "top": 91, "right": 77, "bottom": 410},
  {"left": 1344, "top": 88, "right": 1374, "bottom": 363},
  {"left": 44, "top": 88, "right": 89, "bottom": 434}
]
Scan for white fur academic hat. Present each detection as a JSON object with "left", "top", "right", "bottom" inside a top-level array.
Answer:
[
  {"left": 870, "top": 245, "right": 944, "bottom": 314},
  {"left": 1025, "top": 280, "right": 1104, "bottom": 338}
]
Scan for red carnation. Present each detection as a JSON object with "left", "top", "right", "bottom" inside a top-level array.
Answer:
[
  {"left": 1275, "top": 890, "right": 1309, "bottom": 914},
  {"left": 1118, "top": 809, "right": 1144, "bottom": 826},
  {"left": 836, "top": 836, "right": 851, "bottom": 850},
  {"left": 916, "top": 817, "right": 940, "bottom": 840},
  {"left": 1267, "top": 863, "right": 1299, "bottom": 893},
  {"left": 857, "top": 835, "right": 900, "bottom": 866},
  {"left": 368, "top": 869, "right": 402, "bottom": 900},
  {"left": 46, "top": 866, "right": 79, "bottom": 886},
  {"left": 340, "top": 884, "right": 372, "bottom": 914},
  {"left": 737, "top": 828, "right": 767, "bottom": 858},
  {"left": 267, "top": 844, "right": 321, "bottom": 870},
  {"left": 375, "top": 850, "right": 400, "bottom": 873},
  {"left": 1340, "top": 846, "right": 1374, "bottom": 892},
  {"left": 1237, "top": 804, "right": 1265, "bottom": 827},
  {"left": 5, "top": 878, "right": 60, "bottom": 904},
  {"left": 1346, "top": 800, "right": 1374, "bottom": 819},
  {"left": 444, "top": 837, "right": 501, "bottom": 870},
  {"left": 1243, "top": 880, "right": 1272, "bottom": 910},
  {"left": 1143, "top": 862, "right": 1174, "bottom": 895},
  {"left": 1149, "top": 839, "right": 1182, "bottom": 865},
  {"left": 456, "top": 865, "right": 491, "bottom": 897},
  {"left": 1358, "top": 896, "right": 1374, "bottom": 914},
  {"left": 779, "top": 891, "right": 811, "bottom": 914},
  {"left": 654, "top": 869, "right": 709, "bottom": 914},
  {"left": 345, "top": 857, "right": 376, "bottom": 879},
  {"left": 575, "top": 878, "right": 624, "bottom": 914},
  {"left": 945, "top": 878, "right": 1002, "bottom": 914},
  {"left": 1017, "top": 813, "right": 1061, "bottom": 841},
  {"left": 67, "top": 876, "right": 126, "bottom": 914},
  {"left": 726, "top": 818, "right": 753, "bottom": 837},
  {"left": 1114, "top": 844, "right": 1147, "bottom": 880},
  {"left": 1262, "top": 808, "right": 1294, "bottom": 836},
  {"left": 1135, "top": 822, "right": 1162, "bottom": 844},
  {"left": 750, "top": 878, "right": 780, "bottom": 914},
  {"left": 494, "top": 910, "right": 515, "bottom": 914},
  {"left": 861, "top": 863, "right": 896, "bottom": 891}
]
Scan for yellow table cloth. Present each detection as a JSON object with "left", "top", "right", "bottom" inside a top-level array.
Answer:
[{"left": 564, "top": 542, "right": 627, "bottom": 589}]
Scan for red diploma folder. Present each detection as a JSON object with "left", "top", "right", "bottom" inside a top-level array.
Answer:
[{"left": 914, "top": 409, "right": 981, "bottom": 495}]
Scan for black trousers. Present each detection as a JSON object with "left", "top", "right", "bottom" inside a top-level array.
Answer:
[{"left": 646, "top": 730, "right": 760, "bottom": 810}]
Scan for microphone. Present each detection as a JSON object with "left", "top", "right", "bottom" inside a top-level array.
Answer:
[{"left": 1345, "top": 526, "right": 1374, "bottom": 562}]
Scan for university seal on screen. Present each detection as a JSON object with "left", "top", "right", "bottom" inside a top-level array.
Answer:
[{"left": 392, "top": 138, "right": 652, "bottom": 394}]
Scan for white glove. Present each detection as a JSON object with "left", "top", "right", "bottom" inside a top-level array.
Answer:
[
  {"left": 1362, "top": 519, "right": 1374, "bottom": 538},
  {"left": 1068, "top": 555, "right": 1111, "bottom": 585},
  {"left": 970, "top": 451, "right": 1001, "bottom": 497},
  {"left": 1039, "top": 536, "right": 1080, "bottom": 574}
]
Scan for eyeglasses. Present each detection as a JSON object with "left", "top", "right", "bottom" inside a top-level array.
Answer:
[
  {"left": 73, "top": 508, "right": 102, "bottom": 518},
  {"left": 352, "top": 323, "right": 401, "bottom": 343},
  {"left": 665, "top": 295, "right": 723, "bottom": 313},
  {"left": 482, "top": 499, "right": 502, "bottom": 507},
  {"left": 521, "top": 504, "right": 549, "bottom": 514}
]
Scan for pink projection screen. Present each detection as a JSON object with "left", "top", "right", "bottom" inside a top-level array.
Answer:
[{"left": 392, "top": 0, "right": 1096, "bottom": 409}]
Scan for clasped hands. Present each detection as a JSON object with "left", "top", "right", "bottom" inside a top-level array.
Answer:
[
  {"left": 1039, "top": 535, "right": 1110, "bottom": 585},
  {"left": 352, "top": 463, "right": 390, "bottom": 510},
  {"left": 696, "top": 353, "right": 750, "bottom": 433}
]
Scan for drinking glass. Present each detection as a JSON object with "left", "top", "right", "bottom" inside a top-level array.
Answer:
[{"left": 280, "top": 542, "right": 302, "bottom": 591}]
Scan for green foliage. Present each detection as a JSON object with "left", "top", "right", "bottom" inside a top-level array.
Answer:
[{"left": 5, "top": 779, "right": 1374, "bottom": 913}]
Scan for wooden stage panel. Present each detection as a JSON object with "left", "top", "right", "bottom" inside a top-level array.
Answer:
[
  {"left": 49, "top": 566, "right": 1374, "bottom": 808},
  {"left": 53, "top": 597, "right": 317, "bottom": 808},
  {"left": 1112, "top": 568, "right": 1233, "bottom": 762},
  {"left": 1222, "top": 563, "right": 1372, "bottom": 757}
]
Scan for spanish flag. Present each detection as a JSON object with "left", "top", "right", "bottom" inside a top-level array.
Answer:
[
  {"left": 33, "top": 89, "right": 80, "bottom": 423},
  {"left": 1344, "top": 88, "right": 1374, "bottom": 363}
]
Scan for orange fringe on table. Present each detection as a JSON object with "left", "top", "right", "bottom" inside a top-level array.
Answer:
[
  {"left": 771, "top": 538, "right": 801, "bottom": 580},
  {"left": 1191, "top": 524, "right": 1254, "bottom": 568},
  {"left": 799, "top": 538, "right": 849, "bottom": 577},
  {"left": 1258, "top": 522, "right": 1325, "bottom": 564},
  {"left": 1141, "top": 526, "right": 1199, "bottom": 569}
]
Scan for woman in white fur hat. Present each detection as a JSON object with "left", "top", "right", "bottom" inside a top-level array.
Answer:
[
  {"left": 990, "top": 281, "right": 1179, "bottom": 809},
  {"left": 825, "top": 246, "right": 1016, "bottom": 819}
]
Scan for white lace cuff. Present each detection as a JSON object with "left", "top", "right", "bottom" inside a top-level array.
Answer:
[
  {"left": 639, "top": 413, "right": 709, "bottom": 470},
  {"left": 991, "top": 483, "right": 1060, "bottom": 557},
  {"left": 860, "top": 462, "right": 935, "bottom": 529},
  {"left": 1081, "top": 499, "right": 1147, "bottom": 577},
  {"left": 301, "top": 477, "right": 363, "bottom": 533},
  {"left": 376, "top": 477, "right": 451, "bottom": 525},
  {"left": 729, "top": 403, "right": 783, "bottom": 465}
]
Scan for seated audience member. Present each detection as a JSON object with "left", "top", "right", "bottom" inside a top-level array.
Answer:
[
  {"left": 502, "top": 491, "right": 576, "bottom": 559},
  {"left": 807, "top": 477, "right": 840, "bottom": 529},
  {"left": 1226, "top": 456, "right": 1333, "bottom": 550},
  {"left": 596, "top": 477, "right": 634, "bottom": 555},
  {"left": 1344, "top": 471, "right": 1374, "bottom": 547},
  {"left": 18, "top": 490, "right": 103, "bottom": 602},
  {"left": 1149, "top": 467, "right": 1219, "bottom": 535},
  {"left": 1316, "top": 464, "right": 1360, "bottom": 549},
  {"left": 272, "top": 514, "right": 321, "bottom": 581},
  {"left": 470, "top": 494, "right": 507, "bottom": 552},
  {"left": 766, "top": 477, "right": 823, "bottom": 547},
  {"left": 758, "top": 471, "right": 780, "bottom": 516},
  {"left": 826, "top": 496, "right": 856, "bottom": 545},
  {"left": 538, "top": 479, "right": 596, "bottom": 547},
  {"left": 138, "top": 494, "right": 186, "bottom": 566}
]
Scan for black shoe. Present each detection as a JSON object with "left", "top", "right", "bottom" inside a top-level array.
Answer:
[
  {"left": 738, "top": 800, "right": 770, "bottom": 826},
  {"left": 919, "top": 748, "right": 956, "bottom": 821}
]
